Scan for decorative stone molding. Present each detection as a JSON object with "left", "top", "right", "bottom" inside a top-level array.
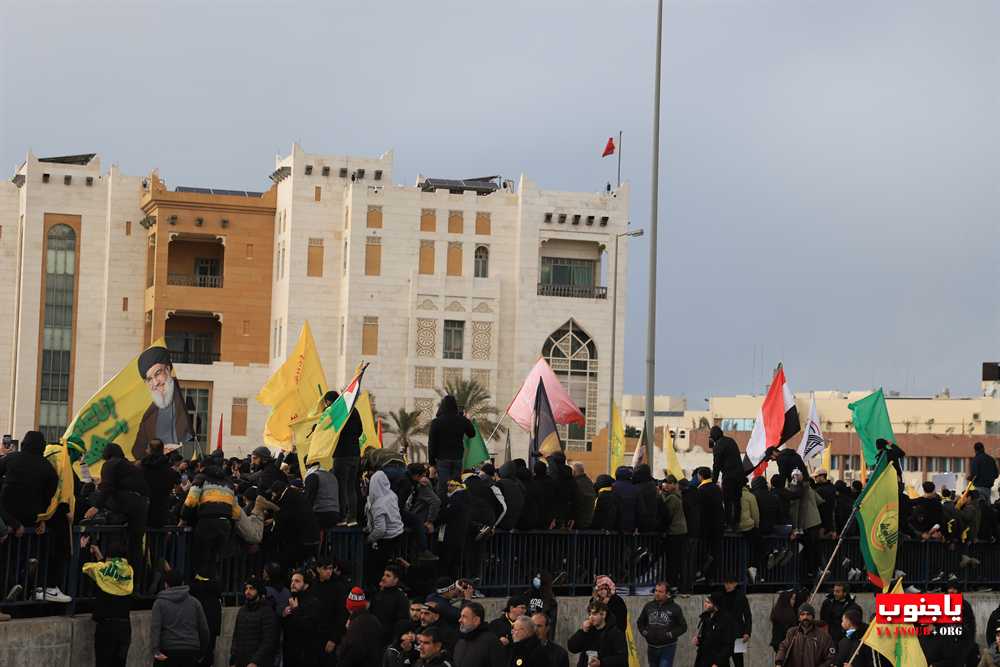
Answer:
[
  {"left": 417, "top": 298, "right": 437, "bottom": 311},
  {"left": 471, "top": 321, "right": 492, "bottom": 360},
  {"left": 414, "top": 366, "right": 435, "bottom": 389},
  {"left": 472, "top": 301, "right": 493, "bottom": 314},
  {"left": 415, "top": 318, "right": 436, "bottom": 357},
  {"left": 471, "top": 369, "right": 491, "bottom": 390},
  {"left": 445, "top": 300, "right": 465, "bottom": 312},
  {"left": 443, "top": 367, "right": 463, "bottom": 387}
]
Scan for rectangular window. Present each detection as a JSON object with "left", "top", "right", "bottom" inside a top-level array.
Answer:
[
  {"left": 185, "top": 387, "right": 211, "bottom": 449},
  {"left": 125, "top": 220, "right": 132, "bottom": 236},
  {"left": 231, "top": 397, "right": 248, "bottom": 436},
  {"left": 246, "top": 243, "right": 254, "bottom": 260},
  {"left": 122, "top": 297, "right": 128, "bottom": 312},
  {"left": 906, "top": 456, "right": 921, "bottom": 472},
  {"left": 362, "top": 317, "right": 379, "bottom": 355},
  {"left": 367, "top": 206, "right": 383, "bottom": 228},
  {"left": 420, "top": 209, "right": 436, "bottom": 232},
  {"left": 475, "top": 212, "right": 491, "bottom": 235},
  {"left": 315, "top": 186, "right": 322, "bottom": 201},
  {"left": 448, "top": 211, "right": 463, "bottom": 234},
  {"left": 540, "top": 256, "right": 596, "bottom": 287},
  {"left": 443, "top": 320, "right": 464, "bottom": 359},
  {"left": 307, "top": 238, "right": 324, "bottom": 277},
  {"left": 447, "top": 242, "right": 462, "bottom": 277},
  {"left": 419, "top": 240, "right": 435, "bottom": 275},
  {"left": 365, "top": 237, "right": 381, "bottom": 276}
]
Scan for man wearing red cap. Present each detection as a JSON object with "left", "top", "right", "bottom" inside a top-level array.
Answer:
[{"left": 336, "top": 586, "right": 385, "bottom": 667}]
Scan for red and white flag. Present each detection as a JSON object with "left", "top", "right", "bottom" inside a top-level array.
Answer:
[
  {"left": 602, "top": 137, "right": 616, "bottom": 157},
  {"left": 507, "top": 358, "right": 585, "bottom": 431},
  {"left": 745, "top": 365, "right": 800, "bottom": 472}
]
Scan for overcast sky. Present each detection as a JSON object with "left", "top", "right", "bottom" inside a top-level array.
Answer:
[{"left": 2, "top": 0, "right": 997, "bottom": 402}]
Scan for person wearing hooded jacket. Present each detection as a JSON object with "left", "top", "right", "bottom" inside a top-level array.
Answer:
[
  {"left": 547, "top": 451, "right": 577, "bottom": 528},
  {"left": 0, "top": 430, "right": 58, "bottom": 533},
  {"left": 751, "top": 476, "right": 777, "bottom": 536},
  {"left": 572, "top": 461, "right": 596, "bottom": 529},
  {"left": 182, "top": 464, "right": 240, "bottom": 580},
  {"left": 637, "top": 581, "right": 686, "bottom": 667},
  {"left": 719, "top": 577, "right": 752, "bottom": 667},
  {"left": 83, "top": 442, "right": 150, "bottom": 572},
  {"left": 819, "top": 583, "right": 861, "bottom": 645},
  {"left": 612, "top": 466, "right": 639, "bottom": 533},
  {"left": 694, "top": 592, "right": 736, "bottom": 667},
  {"left": 710, "top": 425, "right": 746, "bottom": 529},
  {"left": 633, "top": 464, "right": 660, "bottom": 533},
  {"left": 367, "top": 470, "right": 405, "bottom": 583},
  {"left": 151, "top": 569, "right": 211, "bottom": 665},
  {"left": 270, "top": 480, "right": 320, "bottom": 573},
  {"left": 833, "top": 608, "right": 872, "bottom": 667},
  {"left": 495, "top": 461, "right": 526, "bottom": 530},
  {"left": 591, "top": 474, "right": 621, "bottom": 532},
  {"left": 514, "top": 462, "right": 541, "bottom": 530},
  {"left": 531, "top": 461, "right": 558, "bottom": 529},
  {"left": 142, "top": 438, "right": 180, "bottom": 528},
  {"left": 428, "top": 395, "right": 475, "bottom": 498},
  {"left": 524, "top": 571, "right": 559, "bottom": 640}
]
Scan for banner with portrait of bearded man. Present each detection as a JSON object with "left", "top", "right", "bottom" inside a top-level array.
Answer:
[{"left": 63, "top": 339, "right": 197, "bottom": 474}]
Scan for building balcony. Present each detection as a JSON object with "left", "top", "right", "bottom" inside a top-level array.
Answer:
[
  {"left": 167, "top": 349, "right": 221, "bottom": 365},
  {"left": 537, "top": 283, "right": 607, "bottom": 299},
  {"left": 167, "top": 273, "right": 223, "bottom": 288}
]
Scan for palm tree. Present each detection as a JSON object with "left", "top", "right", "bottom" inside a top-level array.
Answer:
[
  {"left": 384, "top": 408, "right": 428, "bottom": 461},
  {"left": 436, "top": 378, "right": 505, "bottom": 441}
]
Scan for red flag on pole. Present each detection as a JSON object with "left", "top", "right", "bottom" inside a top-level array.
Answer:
[
  {"left": 216, "top": 413, "right": 224, "bottom": 451},
  {"left": 602, "top": 137, "right": 615, "bottom": 157}
]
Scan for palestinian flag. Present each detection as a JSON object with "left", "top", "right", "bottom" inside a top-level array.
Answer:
[{"left": 745, "top": 365, "right": 800, "bottom": 475}]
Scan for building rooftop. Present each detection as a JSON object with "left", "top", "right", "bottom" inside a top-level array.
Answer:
[{"left": 37, "top": 153, "right": 97, "bottom": 165}]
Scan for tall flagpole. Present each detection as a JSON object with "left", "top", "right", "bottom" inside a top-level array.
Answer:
[
  {"left": 644, "top": 0, "right": 663, "bottom": 467},
  {"left": 617, "top": 130, "right": 622, "bottom": 188}
]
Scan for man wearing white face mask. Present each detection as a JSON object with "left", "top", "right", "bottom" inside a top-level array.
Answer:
[{"left": 525, "top": 571, "right": 558, "bottom": 638}]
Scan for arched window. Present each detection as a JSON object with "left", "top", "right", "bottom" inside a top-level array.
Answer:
[
  {"left": 541, "top": 319, "right": 597, "bottom": 451},
  {"left": 474, "top": 245, "right": 489, "bottom": 278},
  {"left": 39, "top": 224, "right": 77, "bottom": 441}
]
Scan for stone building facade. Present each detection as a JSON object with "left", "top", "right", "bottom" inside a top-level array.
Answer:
[{"left": 2, "top": 146, "right": 632, "bottom": 457}]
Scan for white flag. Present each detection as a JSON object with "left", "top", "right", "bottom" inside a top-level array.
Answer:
[{"left": 797, "top": 396, "right": 826, "bottom": 466}]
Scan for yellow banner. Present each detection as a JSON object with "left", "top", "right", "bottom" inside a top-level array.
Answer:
[
  {"left": 356, "top": 391, "right": 380, "bottom": 452},
  {"left": 257, "top": 321, "right": 327, "bottom": 449},
  {"left": 63, "top": 338, "right": 173, "bottom": 472},
  {"left": 610, "top": 400, "right": 625, "bottom": 474}
]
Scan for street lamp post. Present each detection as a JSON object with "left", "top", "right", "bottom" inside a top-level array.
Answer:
[
  {"left": 608, "top": 228, "right": 644, "bottom": 473},
  {"left": 645, "top": 0, "right": 664, "bottom": 468}
]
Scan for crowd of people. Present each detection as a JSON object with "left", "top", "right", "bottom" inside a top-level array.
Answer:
[{"left": 3, "top": 399, "right": 1000, "bottom": 666}]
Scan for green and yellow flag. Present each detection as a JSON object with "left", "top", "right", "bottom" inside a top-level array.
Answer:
[
  {"left": 855, "top": 455, "right": 899, "bottom": 590},
  {"left": 463, "top": 421, "right": 490, "bottom": 470},
  {"left": 306, "top": 363, "right": 367, "bottom": 465},
  {"left": 64, "top": 338, "right": 169, "bottom": 474},
  {"left": 848, "top": 388, "right": 896, "bottom": 467},
  {"left": 356, "top": 391, "right": 380, "bottom": 453},
  {"left": 862, "top": 578, "right": 929, "bottom": 667},
  {"left": 39, "top": 443, "right": 76, "bottom": 522},
  {"left": 257, "top": 321, "right": 327, "bottom": 450},
  {"left": 288, "top": 394, "right": 327, "bottom": 465},
  {"left": 609, "top": 401, "right": 626, "bottom": 474}
]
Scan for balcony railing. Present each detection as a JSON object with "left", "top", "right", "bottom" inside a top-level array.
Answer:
[
  {"left": 167, "top": 349, "right": 220, "bottom": 365},
  {"left": 167, "top": 273, "right": 223, "bottom": 288},
  {"left": 537, "top": 283, "right": 607, "bottom": 299}
]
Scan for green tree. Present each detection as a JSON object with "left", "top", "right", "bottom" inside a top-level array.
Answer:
[
  {"left": 384, "top": 408, "right": 428, "bottom": 462},
  {"left": 436, "top": 378, "right": 505, "bottom": 441}
]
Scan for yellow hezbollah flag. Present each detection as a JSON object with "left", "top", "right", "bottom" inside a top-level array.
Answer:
[
  {"left": 289, "top": 395, "right": 327, "bottom": 464},
  {"left": 306, "top": 363, "right": 368, "bottom": 465},
  {"left": 257, "top": 321, "right": 327, "bottom": 450},
  {"left": 39, "top": 443, "right": 76, "bottom": 522},
  {"left": 82, "top": 558, "right": 134, "bottom": 596},
  {"left": 862, "top": 578, "right": 928, "bottom": 667},
  {"left": 610, "top": 400, "right": 626, "bottom": 474},
  {"left": 64, "top": 338, "right": 168, "bottom": 475},
  {"left": 624, "top": 619, "right": 641, "bottom": 667},
  {"left": 356, "top": 391, "right": 380, "bottom": 453}
]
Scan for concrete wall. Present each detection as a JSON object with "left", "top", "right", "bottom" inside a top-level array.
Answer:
[{"left": 3, "top": 593, "right": 998, "bottom": 667}]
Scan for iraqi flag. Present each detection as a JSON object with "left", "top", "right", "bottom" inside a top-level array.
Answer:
[{"left": 745, "top": 365, "right": 800, "bottom": 474}]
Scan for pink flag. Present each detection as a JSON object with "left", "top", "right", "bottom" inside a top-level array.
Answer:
[{"left": 507, "top": 358, "right": 585, "bottom": 431}]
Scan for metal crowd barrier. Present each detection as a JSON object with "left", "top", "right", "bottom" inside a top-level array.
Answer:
[{"left": 2, "top": 526, "right": 996, "bottom": 615}]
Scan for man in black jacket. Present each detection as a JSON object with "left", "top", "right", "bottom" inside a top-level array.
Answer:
[
  {"left": 911, "top": 481, "right": 943, "bottom": 538},
  {"left": 694, "top": 592, "right": 735, "bottom": 667},
  {"left": 453, "top": 602, "right": 503, "bottom": 667},
  {"left": 572, "top": 462, "right": 596, "bottom": 529},
  {"left": 495, "top": 462, "right": 526, "bottom": 530},
  {"left": 611, "top": 466, "right": 639, "bottom": 534},
  {"left": 230, "top": 577, "right": 277, "bottom": 667},
  {"left": 428, "top": 395, "right": 475, "bottom": 498},
  {"left": 244, "top": 446, "right": 287, "bottom": 495},
  {"left": 833, "top": 608, "right": 872, "bottom": 667},
  {"left": 313, "top": 556, "right": 349, "bottom": 661},
  {"left": 0, "top": 430, "right": 59, "bottom": 533},
  {"left": 141, "top": 439, "right": 180, "bottom": 528},
  {"left": 637, "top": 581, "right": 687, "bottom": 666},
  {"left": 271, "top": 480, "right": 320, "bottom": 572},
  {"left": 591, "top": 474, "right": 621, "bottom": 532},
  {"left": 812, "top": 469, "right": 837, "bottom": 537},
  {"left": 372, "top": 564, "right": 412, "bottom": 647},
  {"left": 532, "top": 611, "right": 569, "bottom": 667},
  {"left": 719, "top": 578, "right": 751, "bottom": 666},
  {"left": 323, "top": 390, "right": 364, "bottom": 526},
  {"left": 819, "top": 583, "right": 861, "bottom": 644},
  {"left": 547, "top": 452, "right": 577, "bottom": 528},
  {"left": 83, "top": 442, "right": 150, "bottom": 573},
  {"left": 566, "top": 601, "right": 627, "bottom": 667},
  {"left": 633, "top": 464, "right": 660, "bottom": 533},
  {"left": 416, "top": 625, "right": 455, "bottom": 667},
  {"left": 710, "top": 426, "right": 745, "bottom": 529},
  {"left": 337, "top": 587, "right": 385, "bottom": 667},
  {"left": 489, "top": 595, "right": 528, "bottom": 645},
  {"left": 509, "top": 616, "right": 549, "bottom": 667},
  {"left": 969, "top": 441, "right": 999, "bottom": 502},
  {"left": 282, "top": 570, "right": 323, "bottom": 667},
  {"left": 751, "top": 476, "right": 777, "bottom": 536},
  {"left": 694, "top": 467, "right": 724, "bottom": 583}
]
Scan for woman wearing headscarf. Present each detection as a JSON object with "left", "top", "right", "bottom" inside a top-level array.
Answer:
[{"left": 591, "top": 575, "right": 628, "bottom": 631}]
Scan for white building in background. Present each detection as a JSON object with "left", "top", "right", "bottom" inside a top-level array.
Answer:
[{"left": 3, "top": 145, "right": 633, "bottom": 460}]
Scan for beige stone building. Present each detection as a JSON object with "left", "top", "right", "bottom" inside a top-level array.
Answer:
[{"left": 2, "top": 147, "right": 632, "bottom": 458}]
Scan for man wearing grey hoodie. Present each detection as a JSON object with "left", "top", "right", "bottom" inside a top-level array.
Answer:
[{"left": 151, "top": 570, "right": 210, "bottom": 666}]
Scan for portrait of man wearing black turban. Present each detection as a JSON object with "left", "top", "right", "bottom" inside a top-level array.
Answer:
[{"left": 131, "top": 346, "right": 196, "bottom": 459}]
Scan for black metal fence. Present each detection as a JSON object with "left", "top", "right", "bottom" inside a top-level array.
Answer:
[{"left": 3, "top": 526, "right": 998, "bottom": 615}]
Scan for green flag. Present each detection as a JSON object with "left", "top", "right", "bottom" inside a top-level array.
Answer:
[
  {"left": 848, "top": 388, "right": 896, "bottom": 466},
  {"left": 463, "top": 421, "right": 490, "bottom": 470},
  {"left": 855, "top": 456, "right": 899, "bottom": 590}
]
